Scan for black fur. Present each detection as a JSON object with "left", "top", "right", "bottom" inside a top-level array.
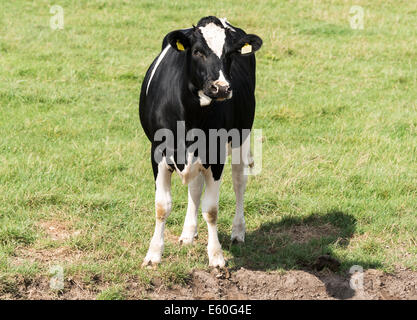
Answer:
[{"left": 139, "top": 16, "right": 262, "bottom": 181}]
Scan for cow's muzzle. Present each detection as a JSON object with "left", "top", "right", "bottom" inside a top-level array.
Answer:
[{"left": 204, "top": 80, "right": 233, "bottom": 101}]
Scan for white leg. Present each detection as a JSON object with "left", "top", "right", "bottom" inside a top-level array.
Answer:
[
  {"left": 202, "top": 168, "right": 225, "bottom": 268},
  {"left": 142, "top": 160, "right": 172, "bottom": 267},
  {"left": 231, "top": 149, "right": 249, "bottom": 243},
  {"left": 179, "top": 173, "right": 204, "bottom": 245}
]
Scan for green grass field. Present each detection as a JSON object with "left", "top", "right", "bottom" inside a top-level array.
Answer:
[{"left": 1, "top": 0, "right": 416, "bottom": 299}]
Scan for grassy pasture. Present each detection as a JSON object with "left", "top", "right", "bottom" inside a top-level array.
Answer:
[{"left": 0, "top": 0, "right": 416, "bottom": 298}]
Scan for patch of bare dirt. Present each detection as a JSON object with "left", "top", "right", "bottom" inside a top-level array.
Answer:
[
  {"left": 0, "top": 275, "right": 100, "bottom": 300},
  {"left": 2, "top": 267, "right": 417, "bottom": 300},
  {"left": 143, "top": 267, "right": 417, "bottom": 300},
  {"left": 37, "top": 219, "right": 81, "bottom": 241},
  {"left": 11, "top": 246, "right": 84, "bottom": 267},
  {"left": 10, "top": 219, "right": 84, "bottom": 268}
]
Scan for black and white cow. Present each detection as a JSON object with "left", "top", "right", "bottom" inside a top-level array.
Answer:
[{"left": 139, "top": 16, "right": 262, "bottom": 267}]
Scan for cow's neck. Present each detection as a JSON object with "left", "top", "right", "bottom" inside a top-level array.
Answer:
[{"left": 180, "top": 83, "right": 213, "bottom": 130}]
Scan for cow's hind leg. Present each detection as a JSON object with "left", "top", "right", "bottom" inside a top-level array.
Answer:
[
  {"left": 179, "top": 173, "right": 204, "bottom": 245},
  {"left": 231, "top": 148, "right": 249, "bottom": 243},
  {"left": 142, "top": 158, "right": 172, "bottom": 267},
  {"left": 202, "top": 169, "right": 225, "bottom": 268}
]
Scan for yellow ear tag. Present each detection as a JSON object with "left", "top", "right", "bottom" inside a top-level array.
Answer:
[
  {"left": 241, "top": 43, "right": 252, "bottom": 54},
  {"left": 176, "top": 40, "right": 185, "bottom": 51}
]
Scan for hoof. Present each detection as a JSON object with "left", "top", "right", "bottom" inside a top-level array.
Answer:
[
  {"left": 208, "top": 250, "right": 226, "bottom": 268},
  {"left": 141, "top": 259, "right": 159, "bottom": 269},
  {"left": 179, "top": 233, "right": 198, "bottom": 245},
  {"left": 231, "top": 224, "right": 245, "bottom": 244},
  {"left": 209, "top": 258, "right": 226, "bottom": 268},
  {"left": 142, "top": 252, "right": 162, "bottom": 268},
  {"left": 231, "top": 232, "right": 245, "bottom": 244}
]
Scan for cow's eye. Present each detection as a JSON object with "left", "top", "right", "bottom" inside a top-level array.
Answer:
[{"left": 193, "top": 49, "right": 205, "bottom": 58}]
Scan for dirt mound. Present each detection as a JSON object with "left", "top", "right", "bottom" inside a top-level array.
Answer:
[
  {"left": 0, "top": 275, "right": 99, "bottom": 300},
  {"left": 2, "top": 268, "right": 417, "bottom": 300},
  {"left": 145, "top": 267, "right": 417, "bottom": 300}
]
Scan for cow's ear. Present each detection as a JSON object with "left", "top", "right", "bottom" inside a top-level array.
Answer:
[
  {"left": 166, "top": 30, "right": 191, "bottom": 52},
  {"left": 236, "top": 34, "right": 263, "bottom": 55}
]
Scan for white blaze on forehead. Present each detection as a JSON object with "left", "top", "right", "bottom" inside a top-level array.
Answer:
[{"left": 199, "top": 23, "right": 226, "bottom": 58}]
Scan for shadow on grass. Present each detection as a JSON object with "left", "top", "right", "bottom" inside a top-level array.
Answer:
[{"left": 219, "top": 210, "right": 382, "bottom": 299}]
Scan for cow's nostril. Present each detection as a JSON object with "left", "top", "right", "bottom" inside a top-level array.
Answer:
[
  {"left": 210, "top": 84, "right": 218, "bottom": 93},
  {"left": 225, "top": 86, "right": 231, "bottom": 93}
]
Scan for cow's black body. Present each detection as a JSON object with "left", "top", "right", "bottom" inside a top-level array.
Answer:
[{"left": 139, "top": 21, "right": 258, "bottom": 181}]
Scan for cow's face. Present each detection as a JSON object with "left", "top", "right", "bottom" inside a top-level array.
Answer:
[{"left": 167, "top": 17, "right": 262, "bottom": 106}]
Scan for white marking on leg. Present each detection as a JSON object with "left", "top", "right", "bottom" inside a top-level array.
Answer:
[
  {"left": 146, "top": 45, "right": 170, "bottom": 95},
  {"left": 202, "top": 168, "right": 225, "bottom": 267},
  {"left": 143, "top": 158, "right": 172, "bottom": 267},
  {"left": 199, "top": 23, "right": 225, "bottom": 58},
  {"left": 231, "top": 157, "right": 248, "bottom": 243},
  {"left": 179, "top": 173, "right": 204, "bottom": 245}
]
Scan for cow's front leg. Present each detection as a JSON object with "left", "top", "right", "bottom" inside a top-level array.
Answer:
[
  {"left": 142, "top": 160, "right": 172, "bottom": 267},
  {"left": 202, "top": 168, "right": 225, "bottom": 268},
  {"left": 179, "top": 173, "right": 204, "bottom": 245}
]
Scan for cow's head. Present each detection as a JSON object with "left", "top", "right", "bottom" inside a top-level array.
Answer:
[{"left": 166, "top": 16, "right": 262, "bottom": 106}]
